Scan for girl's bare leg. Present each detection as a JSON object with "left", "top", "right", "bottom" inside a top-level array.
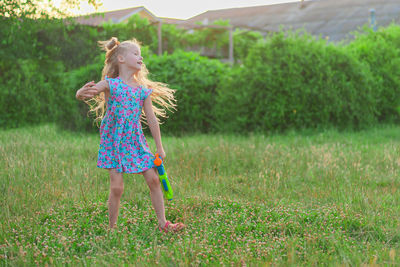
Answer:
[
  {"left": 108, "top": 169, "right": 124, "bottom": 229},
  {"left": 143, "top": 168, "right": 167, "bottom": 228}
]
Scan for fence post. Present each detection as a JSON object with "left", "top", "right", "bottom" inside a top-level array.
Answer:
[
  {"left": 229, "top": 26, "right": 234, "bottom": 64},
  {"left": 158, "top": 20, "right": 162, "bottom": 55},
  {"left": 370, "top": 9, "right": 377, "bottom": 32}
]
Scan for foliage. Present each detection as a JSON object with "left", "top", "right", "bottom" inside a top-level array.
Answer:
[
  {"left": 184, "top": 20, "right": 231, "bottom": 59},
  {"left": 182, "top": 19, "right": 264, "bottom": 62},
  {"left": 1, "top": 0, "right": 101, "bottom": 18},
  {"left": 57, "top": 56, "right": 104, "bottom": 132},
  {"left": 0, "top": 58, "right": 64, "bottom": 128},
  {"left": 1, "top": 13, "right": 400, "bottom": 133},
  {"left": 233, "top": 29, "right": 264, "bottom": 62},
  {"left": 0, "top": 16, "right": 102, "bottom": 128},
  {"left": 159, "top": 23, "right": 189, "bottom": 54},
  {"left": 100, "top": 14, "right": 159, "bottom": 53},
  {"left": 145, "top": 51, "right": 228, "bottom": 134},
  {"left": 0, "top": 17, "right": 101, "bottom": 70},
  {"left": 215, "top": 30, "right": 378, "bottom": 133},
  {"left": 345, "top": 24, "right": 400, "bottom": 123}
]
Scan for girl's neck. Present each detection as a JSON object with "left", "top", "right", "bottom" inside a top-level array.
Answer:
[{"left": 118, "top": 69, "right": 139, "bottom": 85}]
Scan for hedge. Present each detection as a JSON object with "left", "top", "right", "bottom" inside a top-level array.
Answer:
[
  {"left": 215, "top": 31, "right": 378, "bottom": 133},
  {"left": 1, "top": 16, "right": 399, "bottom": 133}
]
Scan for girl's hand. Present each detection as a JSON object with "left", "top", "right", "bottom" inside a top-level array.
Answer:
[
  {"left": 76, "top": 81, "right": 98, "bottom": 100},
  {"left": 156, "top": 148, "right": 166, "bottom": 161}
]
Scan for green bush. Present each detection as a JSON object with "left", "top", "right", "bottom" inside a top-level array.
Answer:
[
  {"left": 100, "top": 15, "right": 159, "bottom": 53},
  {"left": 144, "top": 50, "right": 228, "bottom": 134},
  {"left": 215, "top": 31, "right": 378, "bottom": 133},
  {"left": 345, "top": 24, "right": 400, "bottom": 123},
  {"left": 0, "top": 17, "right": 101, "bottom": 71},
  {"left": 51, "top": 21, "right": 102, "bottom": 70},
  {"left": 0, "top": 59, "right": 63, "bottom": 128},
  {"left": 56, "top": 56, "right": 104, "bottom": 132},
  {"left": 233, "top": 30, "right": 264, "bottom": 62},
  {"left": 2, "top": 15, "right": 400, "bottom": 133},
  {"left": 0, "top": 17, "right": 100, "bottom": 128}
]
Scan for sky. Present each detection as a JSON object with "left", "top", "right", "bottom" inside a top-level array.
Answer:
[{"left": 72, "top": 0, "right": 300, "bottom": 19}]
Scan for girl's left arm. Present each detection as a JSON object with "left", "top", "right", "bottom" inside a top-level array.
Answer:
[{"left": 143, "top": 96, "right": 166, "bottom": 159}]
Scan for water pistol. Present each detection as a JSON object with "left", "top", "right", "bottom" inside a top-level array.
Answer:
[{"left": 154, "top": 153, "right": 174, "bottom": 201}]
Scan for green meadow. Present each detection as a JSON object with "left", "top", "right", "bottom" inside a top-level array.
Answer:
[{"left": 1, "top": 124, "right": 399, "bottom": 265}]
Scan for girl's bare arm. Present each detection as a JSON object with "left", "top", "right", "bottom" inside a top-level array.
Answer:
[
  {"left": 76, "top": 80, "right": 109, "bottom": 100},
  {"left": 143, "top": 96, "right": 166, "bottom": 159}
]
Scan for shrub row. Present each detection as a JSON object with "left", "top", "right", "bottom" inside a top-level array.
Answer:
[
  {"left": 1, "top": 22, "right": 399, "bottom": 134},
  {"left": 346, "top": 25, "right": 400, "bottom": 122},
  {"left": 0, "top": 59, "right": 64, "bottom": 128},
  {"left": 216, "top": 31, "right": 379, "bottom": 133}
]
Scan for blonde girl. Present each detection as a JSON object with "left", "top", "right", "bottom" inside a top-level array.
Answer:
[{"left": 75, "top": 37, "right": 184, "bottom": 233}]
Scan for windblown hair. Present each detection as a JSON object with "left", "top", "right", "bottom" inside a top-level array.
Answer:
[{"left": 87, "top": 37, "right": 176, "bottom": 126}]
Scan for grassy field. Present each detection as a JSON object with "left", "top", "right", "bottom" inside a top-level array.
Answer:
[{"left": 1, "top": 124, "right": 399, "bottom": 266}]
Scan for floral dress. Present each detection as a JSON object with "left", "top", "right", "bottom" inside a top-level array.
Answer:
[{"left": 97, "top": 76, "right": 155, "bottom": 173}]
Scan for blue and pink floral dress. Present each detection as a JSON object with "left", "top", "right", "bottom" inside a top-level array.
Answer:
[{"left": 97, "top": 76, "right": 156, "bottom": 173}]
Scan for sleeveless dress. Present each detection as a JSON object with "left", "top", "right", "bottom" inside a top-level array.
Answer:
[{"left": 97, "top": 76, "right": 156, "bottom": 173}]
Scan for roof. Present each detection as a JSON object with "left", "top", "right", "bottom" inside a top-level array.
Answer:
[
  {"left": 184, "top": 0, "right": 400, "bottom": 41},
  {"left": 73, "top": 6, "right": 160, "bottom": 26},
  {"left": 159, "top": 17, "right": 185, "bottom": 24}
]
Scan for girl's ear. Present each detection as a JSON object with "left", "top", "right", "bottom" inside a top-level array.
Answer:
[{"left": 117, "top": 54, "right": 125, "bottom": 63}]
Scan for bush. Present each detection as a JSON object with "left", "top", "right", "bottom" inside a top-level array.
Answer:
[
  {"left": 215, "top": 31, "right": 378, "bottom": 133},
  {"left": 233, "top": 30, "right": 264, "bottom": 63},
  {"left": 3, "top": 15, "right": 399, "bottom": 134},
  {"left": 145, "top": 50, "right": 228, "bottom": 134},
  {"left": 0, "top": 59, "right": 64, "bottom": 128},
  {"left": 56, "top": 56, "right": 104, "bottom": 132},
  {"left": 345, "top": 24, "right": 400, "bottom": 123},
  {"left": 100, "top": 15, "right": 159, "bottom": 53},
  {"left": 0, "top": 17, "right": 101, "bottom": 71}
]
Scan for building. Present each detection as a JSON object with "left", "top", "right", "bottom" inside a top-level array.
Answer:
[
  {"left": 73, "top": 0, "right": 400, "bottom": 60},
  {"left": 74, "top": 0, "right": 400, "bottom": 41},
  {"left": 74, "top": 6, "right": 183, "bottom": 26},
  {"left": 183, "top": 0, "right": 400, "bottom": 41}
]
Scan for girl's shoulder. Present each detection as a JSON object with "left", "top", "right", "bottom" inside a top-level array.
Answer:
[
  {"left": 105, "top": 76, "right": 119, "bottom": 83},
  {"left": 105, "top": 76, "right": 121, "bottom": 88},
  {"left": 141, "top": 86, "right": 153, "bottom": 100}
]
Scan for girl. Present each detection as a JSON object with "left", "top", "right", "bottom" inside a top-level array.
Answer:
[{"left": 75, "top": 37, "right": 184, "bottom": 233}]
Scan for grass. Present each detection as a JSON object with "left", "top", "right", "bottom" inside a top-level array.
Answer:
[{"left": 1, "top": 124, "right": 399, "bottom": 265}]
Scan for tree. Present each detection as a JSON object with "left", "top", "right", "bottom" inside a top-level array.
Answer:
[{"left": 1, "top": 0, "right": 102, "bottom": 18}]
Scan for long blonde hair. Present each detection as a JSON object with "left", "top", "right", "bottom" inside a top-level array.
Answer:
[{"left": 87, "top": 37, "right": 176, "bottom": 125}]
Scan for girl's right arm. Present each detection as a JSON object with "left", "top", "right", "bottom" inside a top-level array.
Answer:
[{"left": 76, "top": 80, "right": 109, "bottom": 100}]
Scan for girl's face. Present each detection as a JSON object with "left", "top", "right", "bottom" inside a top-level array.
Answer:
[{"left": 121, "top": 44, "right": 143, "bottom": 71}]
